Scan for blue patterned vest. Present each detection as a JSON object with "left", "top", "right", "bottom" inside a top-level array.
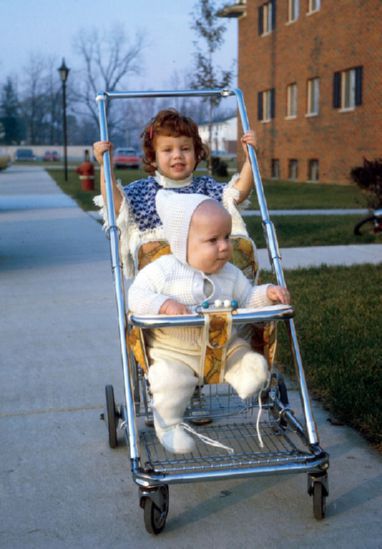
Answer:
[{"left": 122, "top": 175, "right": 224, "bottom": 232}]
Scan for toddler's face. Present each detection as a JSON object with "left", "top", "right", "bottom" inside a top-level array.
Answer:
[
  {"left": 152, "top": 135, "right": 196, "bottom": 180},
  {"left": 187, "top": 202, "right": 232, "bottom": 274}
]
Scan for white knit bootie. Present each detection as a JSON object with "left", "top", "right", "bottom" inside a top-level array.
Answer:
[
  {"left": 225, "top": 350, "right": 269, "bottom": 400},
  {"left": 148, "top": 360, "right": 198, "bottom": 454}
]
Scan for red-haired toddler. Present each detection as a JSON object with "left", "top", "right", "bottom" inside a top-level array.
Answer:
[{"left": 93, "top": 109, "right": 257, "bottom": 277}]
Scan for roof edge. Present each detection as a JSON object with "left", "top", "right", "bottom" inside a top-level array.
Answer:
[{"left": 217, "top": 2, "right": 247, "bottom": 19}]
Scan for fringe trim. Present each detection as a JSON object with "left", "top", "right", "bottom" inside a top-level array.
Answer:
[
  {"left": 222, "top": 175, "right": 249, "bottom": 237},
  {"left": 94, "top": 175, "right": 258, "bottom": 279}
]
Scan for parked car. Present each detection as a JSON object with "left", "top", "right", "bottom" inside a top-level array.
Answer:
[
  {"left": 112, "top": 147, "right": 140, "bottom": 169},
  {"left": 211, "top": 150, "right": 237, "bottom": 161},
  {"left": 43, "top": 150, "right": 60, "bottom": 162},
  {"left": 15, "top": 148, "right": 36, "bottom": 161}
]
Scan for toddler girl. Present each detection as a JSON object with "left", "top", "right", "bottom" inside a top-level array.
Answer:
[{"left": 93, "top": 109, "right": 257, "bottom": 277}]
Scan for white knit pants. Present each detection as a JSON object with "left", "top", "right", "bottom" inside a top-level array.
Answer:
[{"left": 148, "top": 339, "right": 269, "bottom": 429}]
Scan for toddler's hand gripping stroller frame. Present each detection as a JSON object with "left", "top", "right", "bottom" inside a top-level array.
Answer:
[{"left": 96, "top": 88, "right": 329, "bottom": 534}]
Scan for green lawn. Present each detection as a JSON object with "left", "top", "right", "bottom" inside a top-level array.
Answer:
[
  {"left": 274, "top": 264, "right": 382, "bottom": 449},
  {"left": 246, "top": 214, "right": 382, "bottom": 247},
  {"left": 48, "top": 167, "right": 368, "bottom": 210},
  {"left": 250, "top": 178, "right": 367, "bottom": 210},
  {"left": 48, "top": 168, "right": 101, "bottom": 211},
  {"left": 47, "top": 168, "right": 380, "bottom": 246}
]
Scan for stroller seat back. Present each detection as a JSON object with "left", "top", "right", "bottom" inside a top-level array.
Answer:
[{"left": 137, "top": 235, "right": 259, "bottom": 278}]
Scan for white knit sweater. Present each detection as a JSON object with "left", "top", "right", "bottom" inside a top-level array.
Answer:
[{"left": 128, "top": 255, "right": 273, "bottom": 353}]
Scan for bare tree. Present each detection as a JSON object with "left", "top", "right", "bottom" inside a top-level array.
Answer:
[
  {"left": 190, "top": 0, "right": 232, "bottom": 155},
  {"left": 0, "top": 77, "right": 24, "bottom": 144},
  {"left": 17, "top": 54, "right": 63, "bottom": 145},
  {"left": 20, "top": 54, "right": 58, "bottom": 145},
  {"left": 73, "top": 24, "right": 145, "bottom": 140},
  {"left": 44, "top": 57, "right": 62, "bottom": 145}
]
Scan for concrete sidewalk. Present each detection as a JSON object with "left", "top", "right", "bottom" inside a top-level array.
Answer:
[
  {"left": 257, "top": 243, "right": 382, "bottom": 270},
  {"left": 243, "top": 208, "right": 370, "bottom": 216},
  {"left": 1, "top": 166, "right": 381, "bottom": 548}
]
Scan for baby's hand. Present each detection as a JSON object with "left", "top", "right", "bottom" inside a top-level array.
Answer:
[
  {"left": 93, "top": 141, "right": 113, "bottom": 165},
  {"left": 240, "top": 130, "right": 257, "bottom": 158},
  {"left": 159, "top": 299, "right": 190, "bottom": 315},
  {"left": 267, "top": 285, "right": 290, "bottom": 305}
]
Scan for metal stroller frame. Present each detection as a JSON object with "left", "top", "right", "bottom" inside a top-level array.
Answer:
[{"left": 96, "top": 88, "right": 329, "bottom": 534}]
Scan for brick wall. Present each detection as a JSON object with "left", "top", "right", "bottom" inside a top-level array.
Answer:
[{"left": 236, "top": 0, "right": 382, "bottom": 183}]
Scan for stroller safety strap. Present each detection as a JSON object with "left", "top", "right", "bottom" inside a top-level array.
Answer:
[{"left": 200, "top": 311, "right": 232, "bottom": 384}]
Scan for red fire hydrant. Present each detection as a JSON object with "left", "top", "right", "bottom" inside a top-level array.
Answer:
[{"left": 76, "top": 149, "right": 95, "bottom": 191}]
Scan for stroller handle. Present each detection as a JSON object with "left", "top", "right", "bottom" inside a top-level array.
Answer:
[{"left": 97, "top": 88, "right": 234, "bottom": 100}]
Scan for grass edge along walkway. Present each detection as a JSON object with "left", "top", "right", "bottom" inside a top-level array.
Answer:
[
  {"left": 47, "top": 168, "right": 368, "bottom": 211},
  {"left": 47, "top": 169, "right": 381, "bottom": 247},
  {"left": 273, "top": 263, "right": 381, "bottom": 452}
]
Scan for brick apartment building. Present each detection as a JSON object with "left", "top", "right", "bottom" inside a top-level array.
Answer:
[{"left": 219, "top": 0, "right": 382, "bottom": 183}]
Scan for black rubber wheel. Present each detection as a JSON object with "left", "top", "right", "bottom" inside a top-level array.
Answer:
[
  {"left": 313, "top": 482, "right": 326, "bottom": 520},
  {"left": 277, "top": 376, "right": 289, "bottom": 407},
  {"left": 354, "top": 215, "right": 380, "bottom": 236},
  {"left": 143, "top": 485, "right": 169, "bottom": 535},
  {"left": 105, "top": 385, "right": 118, "bottom": 448}
]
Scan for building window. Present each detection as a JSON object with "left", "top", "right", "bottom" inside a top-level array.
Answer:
[
  {"left": 258, "top": 1, "right": 276, "bottom": 35},
  {"left": 288, "top": 159, "right": 298, "bottom": 180},
  {"left": 287, "top": 0, "right": 299, "bottom": 23},
  {"left": 307, "top": 78, "right": 320, "bottom": 115},
  {"left": 258, "top": 89, "right": 275, "bottom": 122},
  {"left": 308, "top": 159, "right": 319, "bottom": 182},
  {"left": 333, "top": 66, "right": 363, "bottom": 110},
  {"left": 271, "top": 159, "right": 280, "bottom": 179},
  {"left": 286, "top": 83, "right": 298, "bottom": 118},
  {"left": 307, "top": 0, "right": 320, "bottom": 14}
]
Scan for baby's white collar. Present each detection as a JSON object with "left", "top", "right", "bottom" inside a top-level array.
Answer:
[{"left": 154, "top": 170, "right": 193, "bottom": 188}]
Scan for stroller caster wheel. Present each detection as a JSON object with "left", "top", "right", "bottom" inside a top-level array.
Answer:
[
  {"left": 145, "top": 417, "right": 154, "bottom": 427},
  {"left": 308, "top": 473, "right": 328, "bottom": 520},
  {"left": 140, "top": 485, "right": 169, "bottom": 535},
  {"left": 105, "top": 385, "right": 119, "bottom": 448},
  {"left": 313, "top": 482, "right": 326, "bottom": 520}
]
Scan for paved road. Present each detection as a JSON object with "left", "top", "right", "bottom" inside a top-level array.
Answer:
[{"left": 1, "top": 166, "right": 381, "bottom": 548}]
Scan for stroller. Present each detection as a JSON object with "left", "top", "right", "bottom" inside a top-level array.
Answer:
[{"left": 96, "top": 88, "right": 329, "bottom": 535}]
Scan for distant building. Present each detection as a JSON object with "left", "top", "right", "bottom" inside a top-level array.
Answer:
[
  {"left": 198, "top": 115, "right": 237, "bottom": 154},
  {"left": 219, "top": 0, "right": 382, "bottom": 183}
]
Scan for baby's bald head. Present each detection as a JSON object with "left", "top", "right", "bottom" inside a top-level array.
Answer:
[
  {"left": 191, "top": 199, "right": 231, "bottom": 227},
  {"left": 187, "top": 199, "right": 232, "bottom": 274}
]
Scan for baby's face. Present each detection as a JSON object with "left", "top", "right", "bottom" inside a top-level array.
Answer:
[
  {"left": 152, "top": 134, "right": 196, "bottom": 180},
  {"left": 187, "top": 202, "right": 232, "bottom": 274}
]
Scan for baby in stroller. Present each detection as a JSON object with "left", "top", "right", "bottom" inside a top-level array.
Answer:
[{"left": 128, "top": 190, "right": 290, "bottom": 454}]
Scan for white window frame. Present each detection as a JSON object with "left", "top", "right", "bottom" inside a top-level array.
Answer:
[
  {"left": 341, "top": 68, "right": 356, "bottom": 111},
  {"left": 306, "top": 78, "right": 320, "bottom": 116},
  {"left": 271, "top": 159, "right": 280, "bottom": 179},
  {"left": 308, "top": 159, "right": 319, "bottom": 182},
  {"left": 288, "top": 159, "right": 298, "bottom": 180},
  {"left": 286, "top": 83, "right": 298, "bottom": 118},
  {"left": 307, "top": 0, "right": 321, "bottom": 14},
  {"left": 287, "top": 0, "right": 300, "bottom": 23},
  {"left": 261, "top": 1, "right": 274, "bottom": 35},
  {"left": 261, "top": 89, "right": 273, "bottom": 122}
]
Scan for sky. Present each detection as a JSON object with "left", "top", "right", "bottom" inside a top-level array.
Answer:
[{"left": 0, "top": 0, "right": 238, "bottom": 89}]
